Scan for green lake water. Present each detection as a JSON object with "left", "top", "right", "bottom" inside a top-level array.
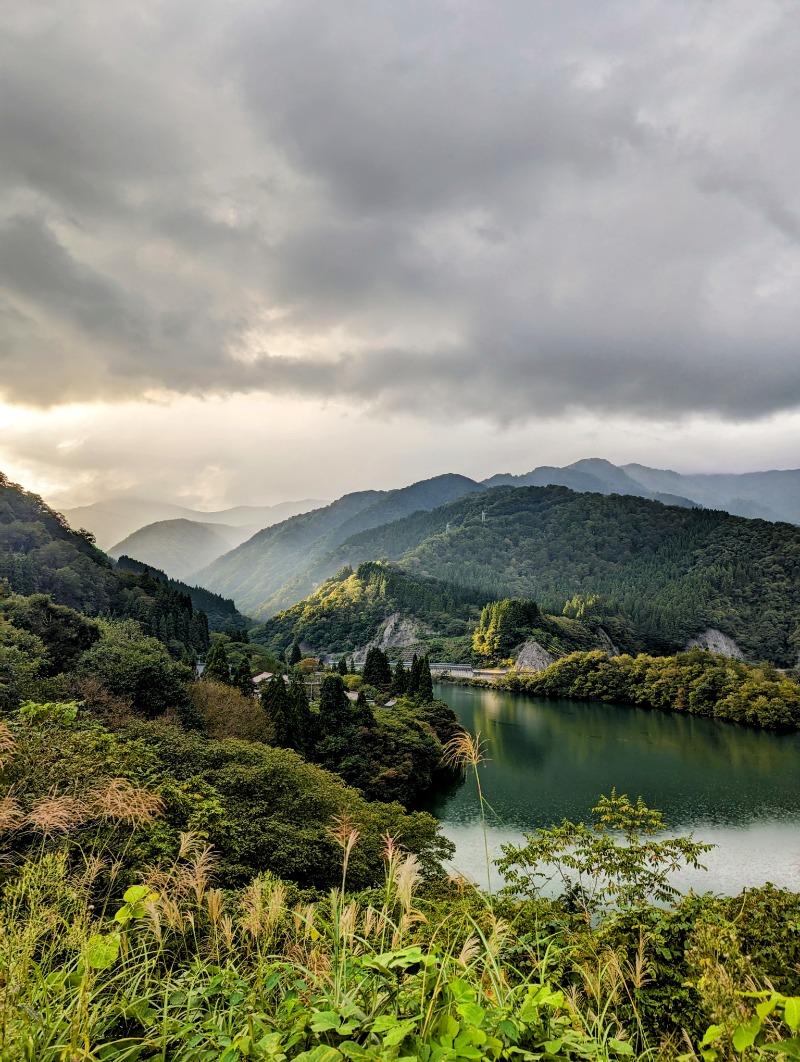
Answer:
[{"left": 427, "top": 682, "right": 800, "bottom": 895}]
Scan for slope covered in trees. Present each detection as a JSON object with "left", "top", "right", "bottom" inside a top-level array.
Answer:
[
  {"left": 0, "top": 473, "right": 210, "bottom": 657},
  {"left": 251, "top": 561, "right": 488, "bottom": 656},
  {"left": 320, "top": 486, "right": 800, "bottom": 665},
  {"left": 196, "top": 474, "right": 483, "bottom": 616},
  {"left": 114, "top": 555, "right": 248, "bottom": 634}
]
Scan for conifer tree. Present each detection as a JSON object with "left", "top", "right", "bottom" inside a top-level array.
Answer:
[
  {"left": 353, "top": 689, "right": 375, "bottom": 729},
  {"left": 203, "top": 641, "right": 231, "bottom": 684},
  {"left": 288, "top": 672, "right": 314, "bottom": 752},
  {"left": 407, "top": 653, "right": 421, "bottom": 696},
  {"left": 363, "top": 646, "right": 392, "bottom": 689},
  {"left": 317, "top": 674, "right": 352, "bottom": 736},
  {"left": 418, "top": 654, "right": 434, "bottom": 703},
  {"left": 337, "top": 655, "right": 348, "bottom": 676},
  {"left": 232, "top": 655, "right": 255, "bottom": 698},
  {"left": 260, "top": 674, "right": 299, "bottom": 749},
  {"left": 391, "top": 658, "right": 408, "bottom": 696},
  {"left": 289, "top": 642, "right": 302, "bottom": 666}
]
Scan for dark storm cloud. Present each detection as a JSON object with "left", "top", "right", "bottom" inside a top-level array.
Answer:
[{"left": 1, "top": 0, "right": 799, "bottom": 420}]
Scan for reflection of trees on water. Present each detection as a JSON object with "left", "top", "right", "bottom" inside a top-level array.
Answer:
[{"left": 432, "top": 684, "right": 800, "bottom": 830}]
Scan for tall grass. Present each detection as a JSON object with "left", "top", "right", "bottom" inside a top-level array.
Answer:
[{"left": 1, "top": 722, "right": 797, "bottom": 1060}]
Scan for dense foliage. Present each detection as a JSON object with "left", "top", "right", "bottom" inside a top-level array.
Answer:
[
  {"left": 115, "top": 554, "right": 248, "bottom": 633},
  {"left": 473, "top": 598, "right": 542, "bottom": 659},
  {"left": 495, "top": 648, "right": 800, "bottom": 730},
  {"left": 0, "top": 474, "right": 211, "bottom": 658},
  {"left": 1, "top": 716, "right": 798, "bottom": 1060},
  {"left": 252, "top": 561, "right": 486, "bottom": 657},
  {"left": 2, "top": 709, "right": 451, "bottom": 893},
  {"left": 325, "top": 486, "right": 800, "bottom": 665}
]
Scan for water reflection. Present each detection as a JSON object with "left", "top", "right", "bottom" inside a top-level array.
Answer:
[{"left": 427, "top": 684, "right": 800, "bottom": 893}]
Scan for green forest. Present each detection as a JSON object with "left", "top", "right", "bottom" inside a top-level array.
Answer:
[
  {"left": 322, "top": 486, "right": 800, "bottom": 665},
  {"left": 251, "top": 561, "right": 488, "bottom": 657}
]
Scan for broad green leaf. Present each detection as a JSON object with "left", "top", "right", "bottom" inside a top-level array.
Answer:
[
  {"left": 757, "top": 997, "right": 779, "bottom": 1021},
  {"left": 457, "top": 1002, "right": 486, "bottom": 1026},
  {"left": 732, "top": 1015, "right": 761, "bottom": 1052},
  {"left": 761, "top": 1040, "right": 800, "bottom": 1059},
  {"left": 608, "top": 1038, "right": 635, "bottom": 1056},
  {"left": 293, "top": 1048, "right": 343, "bottom": 1062},
  {"left": 786, "top": 997, "right": 800, "bottom": 1031},
  {"left": 123, "top": 884, "right": 152, "bottom": 904},
  {"left": 310, "top": 1011, "right": 343, "bottom": 1032},
  {"left": 383, "top": 1018, "right": 417, "bottom": 1047},
  {"left": 86, "top": 933, "right": 120, "bottom": 970},
  {"left": 700, "top": 1025, "right": 724, "bottom": 1047}
]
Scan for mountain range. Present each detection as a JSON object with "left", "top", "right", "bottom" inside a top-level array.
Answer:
[
  {"left": 62, "top": 496, "right": 327, "bottom": 551},
  {"left": 43, "top": 459, "right": 800, "bottom": 665}
]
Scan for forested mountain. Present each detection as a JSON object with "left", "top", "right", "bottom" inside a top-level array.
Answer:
[
  {"left": 483, "top": 457, "right": 800, "bottom": 524},
  {"left": 483, "top": 457, "right": 696, "bottom": 509},
  {"left": 110, "top": 519, "right": 255, "bottom": 581},
  {"left": 621, "top": 463, "right": 800, "bottom": 523},
  {"left": 197, "top": 474, "right": 482, "bottom": 615},
  {"left": 0, "top": 472, "right": 210, "bottom": 656},
  {"left": 114, "top": 556, "right": 249, "bottom": 633},
  {"left": 251, "top": 560, "right": 488, "bottom": 656},
  {"left": 303, "top": 486, "right": 800, "bottom": 665},
  {"left": 62, "top": 495, "right": 327, "bottom": 550}
]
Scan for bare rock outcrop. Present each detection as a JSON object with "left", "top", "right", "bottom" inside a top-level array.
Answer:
[
  {"left": 685, "top": 628, "right": 744, "bottom": 659},
  {"left": 594, "top": 626, "right": 620, "bottom": 655},
  {"left": 515, "top": 640, "right": 555, "bottom": 672}
]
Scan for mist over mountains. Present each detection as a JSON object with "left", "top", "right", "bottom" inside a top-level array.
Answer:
[{"left": 63, "top": 497, "right": 328, "bottom": 551}]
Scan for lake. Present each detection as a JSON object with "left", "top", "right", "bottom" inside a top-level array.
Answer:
[{"left": 426, "top": 682, "right": 800, "bottom": 895}]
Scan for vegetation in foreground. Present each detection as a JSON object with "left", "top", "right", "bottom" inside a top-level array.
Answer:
[{"left": 1, "top": 708, "right": 799, "bottom": 1061}]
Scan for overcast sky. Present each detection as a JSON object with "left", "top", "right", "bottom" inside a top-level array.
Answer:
[{"left": 1, "top": 0, "right": 799, "bottom": 509}]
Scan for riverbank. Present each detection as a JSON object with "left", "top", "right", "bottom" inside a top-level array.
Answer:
[{"left": 437, "top": 647, "right": 800, "bottom": 731}]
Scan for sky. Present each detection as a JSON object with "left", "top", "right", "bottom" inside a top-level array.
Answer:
[{"left": 1, "top": 0, "right": 799, "bottom": 510}]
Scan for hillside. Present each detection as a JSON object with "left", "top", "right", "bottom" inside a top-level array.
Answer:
[
  {"left": 303, "top": 485, "right": 800, "bottom": 665},
  {"left": 0, "top": 472, "right": 211, "bottom": 656},
  {"left": 251, "top": 560, "right": 488, "bottom": 658},
  {"left": 251, "top": 560, "right": 611, "bottom": 665},
  {"left": 109, "top": 519, "right": 255, "bottom": 581},
  {"left": 62, "top": 495, "right": 327, "bottom": 550},
  {"left": 197, "top": 474, "right": 483, "bottom": 615},
  {"left": 483, "top": 457, "right": 697, "bottom": 509},
  {"left": 483, "top": 457, "right": 800, "bottom": 524},
  {"left": 114, "top": 555, "right": 249, "bottom": 633},
  {"left": 622, "top": 463, "right": 800, "bottom": 523}
]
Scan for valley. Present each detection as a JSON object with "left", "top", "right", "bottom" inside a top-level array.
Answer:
[{"left": 2, "top": 464, "right": 800, "bottom": 1059}]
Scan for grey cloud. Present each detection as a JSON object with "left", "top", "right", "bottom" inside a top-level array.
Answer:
[{"left": 1, "top": 0, "right": 799, "bottom": 421}]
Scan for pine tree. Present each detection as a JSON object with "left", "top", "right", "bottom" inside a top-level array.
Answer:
[
  {"left": 260, "top": 674, "right": 299, "bottom": 749},
  {"left": 353, "top": 689, "right": 375, "bottom": 729},
  {"left": 391, "top": 659, "right": 408, "bottom": 696},
  {"left": 337, "top": 655, "right": 348, "bottom": 676},
  {"left": 289, "top": 642, "right": 302, "bottom": 666},
  {"left": 363, "top": 646, "right": 392, "bottom": 689},
  {"left": 232, "top": 655, "right": 255, "bottom": 698},
  {"left": 407, "top": 653, "right": 421, "bottom": 696},
  {"left": 203, "top": 641, "right": 231, "bottom": 684},
  {"left": 417, "top": 654, "right": 434, "bottom": 703},
  {"left": 317, "top": 674, "right": 352, "bottom": 736},
  {"left": 288, "top": 672, "right": 314, "bottom": 752}
]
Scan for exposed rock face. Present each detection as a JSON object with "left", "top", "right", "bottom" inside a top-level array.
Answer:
[
  {"left": 594, "top": 627, "right": 620, "bottom": 655},
  {"left": 515, "top": 640, "right": 555, "bottom": 672},
  {"left": 379, "top": 612, "right": 433, "bottom": 649},
  {"left": 685, "top": 628, "right": 744, "bottom": 659}
]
